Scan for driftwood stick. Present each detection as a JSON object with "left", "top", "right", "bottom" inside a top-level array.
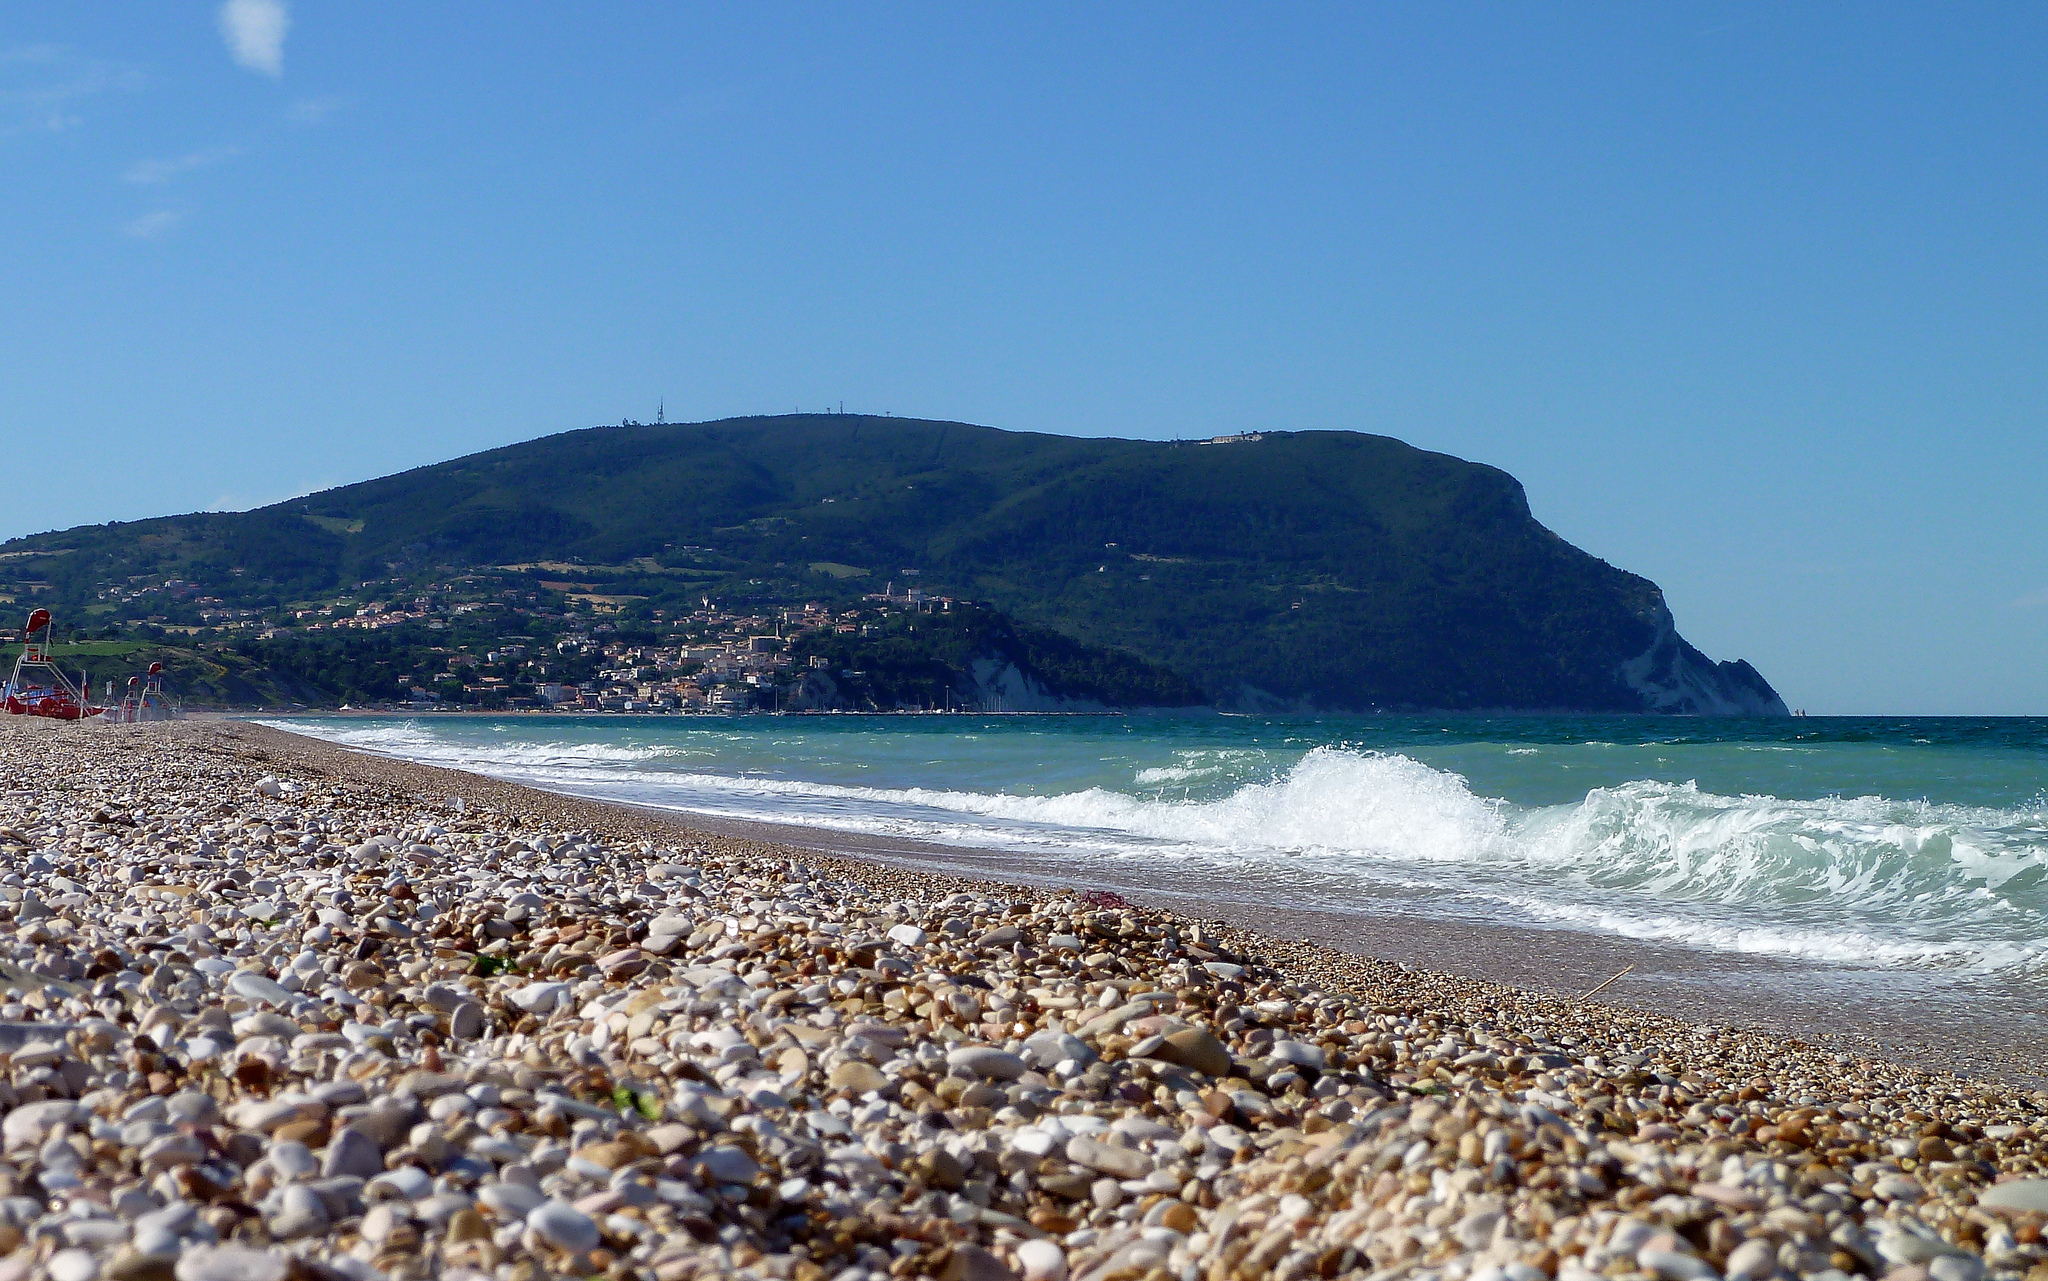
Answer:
[{"left": 1578, "top": 964, "right": 1634, "bottom": 1001}]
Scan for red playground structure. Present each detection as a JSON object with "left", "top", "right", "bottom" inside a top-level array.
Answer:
[{"left": 3, "top": 609, "right": 104, "bottom": 721}]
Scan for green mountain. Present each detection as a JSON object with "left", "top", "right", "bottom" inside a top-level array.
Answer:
[{"left": 0, "top": 415, "right": 1784, "bottom": 713}]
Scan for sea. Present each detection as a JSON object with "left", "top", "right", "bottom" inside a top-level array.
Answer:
[{"left": 257, "top": 713, "right": 2048, "bottom": 990}]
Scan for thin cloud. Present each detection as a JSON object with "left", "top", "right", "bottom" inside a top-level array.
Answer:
[
  {"left": 124, "top": 210, "right": 179, "bottom": 240},
  {"left": 124, "top": 146, "right": 240, "bottom": 185},
  {"left": 219, "top": 0, "right": 289, "bottom": 77},
  {"left": 287, "top": 94, "right": 346, "bottom": 124},
  {"left": 0, "top": 44, "right": 146, "bottom": 136},
  {"left": 2012, "top": 586, "right": 2048, "bottom": 609}
]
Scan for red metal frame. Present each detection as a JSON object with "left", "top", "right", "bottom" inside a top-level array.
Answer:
[{"left": 3, "top": 610, "right": 104, "bottom": 721}]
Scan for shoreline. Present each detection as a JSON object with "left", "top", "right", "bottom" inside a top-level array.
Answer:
[
  {"left": 215, "top": 710, "right": 1158, "bottom": 719},
  {"left": 244, "top": 718, "right": 2048, "bottom": 1091},
  {"left": 568, "top": 808, "right": 2048, "bottom": 1093},
  {"left": 0, "top": 715, "right": 2042, "bottom": 1281},
  {"left": 182, "top": 718, "right": 2048, "bottom": 1101}
]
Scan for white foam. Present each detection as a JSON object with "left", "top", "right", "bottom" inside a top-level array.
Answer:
[{"left": 260, "top": 720, "right": 2048, "bottom": 975}]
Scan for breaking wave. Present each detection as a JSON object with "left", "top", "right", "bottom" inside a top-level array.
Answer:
[{"left": 261, "top": 721, "right": 2048, "bottom": 975}]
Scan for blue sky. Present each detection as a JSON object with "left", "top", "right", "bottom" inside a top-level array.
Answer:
[{"left": 3, "top": 4, "right": 2044, "bottom": 713}]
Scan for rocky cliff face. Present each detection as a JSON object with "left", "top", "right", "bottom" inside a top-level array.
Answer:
[
  {"left": 1618, "top": 608, "right": 1789, "bottom": 716},
  {"left": 779, "top": 653, "right": 1127, "bottom": 712},
  {"left": 964, "top": 657, "right": 1112, "bottom": 713}
]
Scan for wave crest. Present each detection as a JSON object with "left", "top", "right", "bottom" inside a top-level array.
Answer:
[{"left": 257, "top": 720, "right": 2048, "bottom": 973}]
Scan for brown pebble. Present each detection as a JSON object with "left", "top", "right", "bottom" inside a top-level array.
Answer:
[
  {"left": 274, "top": 1118, "right": 330, "bottom": 1147},
  {"left": 913, "top": 1148, "right": 967, "bottom": 1191},
  {"left": 577, "top": 1140, "right": 635, "bottom": 1170},
  {"left": 102, "top": 1250, "right": 176, "bottom": 1281},
  {"left": 1154, "top": 1028, "right": 1233, "bottom": 1077},
  {"left": 447, "top": 1208, "right": 490, "bottom": 1243}
]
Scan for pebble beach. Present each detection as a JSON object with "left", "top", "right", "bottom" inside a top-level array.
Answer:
[{"left": 0, "top": 717, "right": 2042, "bottom": 1281}]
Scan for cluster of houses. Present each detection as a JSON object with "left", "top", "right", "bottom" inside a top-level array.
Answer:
[
  {"left": 53, "top": 563, "right": 967, "bottom": 711},
  {"left": 427, "top": 600, "right": 879, "bottom": 713},
  {"left": 285, "top": 595, "right": 470, "bottom": 635}
]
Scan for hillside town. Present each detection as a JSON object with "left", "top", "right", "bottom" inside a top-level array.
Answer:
[
  {"left": 278, "top": 592, "right": 965, "bottom": 714},
  {"left": 3, "top": 533, "right": 1196, "bottom": 713},
  {"left": 444, "top": 600, "right": 859, "bottom": 714},
  {"left": 0, "top": 567, "right": 976, "bottom": 713}
]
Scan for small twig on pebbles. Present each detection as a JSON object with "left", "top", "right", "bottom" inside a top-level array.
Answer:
[{"left": 1579, "top": 962, "right": 1634, "bottom": 1000}]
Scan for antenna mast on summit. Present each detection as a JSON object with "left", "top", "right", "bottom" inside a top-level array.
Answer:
[{"left": 657, "top": 400, "right": 665, "bottom": 425}]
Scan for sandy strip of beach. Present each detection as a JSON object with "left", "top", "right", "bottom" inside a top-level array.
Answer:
[{"left": 0, "top": 715, "right": 2041, "bottom": 1281}]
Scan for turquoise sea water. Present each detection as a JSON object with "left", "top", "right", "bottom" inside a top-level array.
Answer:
[{"left": 260, "top": 714, "right": 2048, "bottom": 979}]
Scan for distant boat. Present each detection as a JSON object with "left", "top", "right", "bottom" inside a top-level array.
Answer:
[{"left": 2, "top": 609, "right": 104, "bottom": 721}]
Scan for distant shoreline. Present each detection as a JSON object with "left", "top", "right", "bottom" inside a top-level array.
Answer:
[
  {"left": 229, "top": 706, "right": 1158, "bottom": 719},
  {"left": 222, "top": 704, "right": 1828, "bottom": 720}
]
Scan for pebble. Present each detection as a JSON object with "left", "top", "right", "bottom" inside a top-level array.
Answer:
[
  {"left": 227, "top": 970, "right": 294, "bottom": 1008},
  {"left": 269, "top": 1183, "right": 330, "bottom": 1238},
  {"left": 1066, "top": 1136, "right": 1151, "bottom": 1180},
  {"left": 699, "top": 1145, "right": 759, "bottom": 1184},
  {"left": 171, "top": 1246, "right": 286, "bottom": 1281},
  {"left": 1267, "top": 1037, "right": 1325, "bottom": 1069},
  {"left": 1725, "top": 1239, "right": 1779, "bottom": 1280},
  {"left": 942, "top": 1244, "right": 1017, "bottom": 1281},
  {"left": 449, "top": 1000, "right": 484, "bottom": 1038},
  {"left": 1151, "top": 1026, "right": 1231, "bottom": 1075},
  {"left": 1691, "top": 1182, "right": 1764, "bottom": 1211},
  {"left": 479, "top": 1181, "right": 546, "bottom": 1219},
  {"left": 527, "top": 1199, "right": 601, "bottom": 1253},
  {"left": 359, "top": 1203, "right": 406, "bottom": 1247},
  {"left": 269, "top": 1139, "right": 317, "bottom": 1180},
  {"left": 1640, "top": 1249, "right": 1719, "bottom": 1281},
  {"left": 49, "top": 1250, "right": 100, "bottom": 1281},
  {"left": 369, "top": 1165, "right": 433, "bottom": 1199},
  {"left": 1978, "top": 1178, "right": 2048, "bottom": 1212},
  {"left": 1929, "top": 1258, "right": 1986, "bottom": 1281},
  {"left": 3, "top": 1099, "right": 81, "bottom": 1149},
  {"left": 829, "top": 1059, "right": 889, "bottom": 1093},
  {"left": 1023, "top": 1029, "right": 1094, "bottom": 1068},
  {"left": 947, "top": 1045, "right": 1028, "bottom": 1079},
  {"left": 321, "top": 1126, "right": 383, "bottom": 1178},
  {"left": 509, "top": 980, "right": 570, "bottom": 1013},
  {"left": 1014, "top": 1239, "right": 1067, "bottom": 1281}
]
